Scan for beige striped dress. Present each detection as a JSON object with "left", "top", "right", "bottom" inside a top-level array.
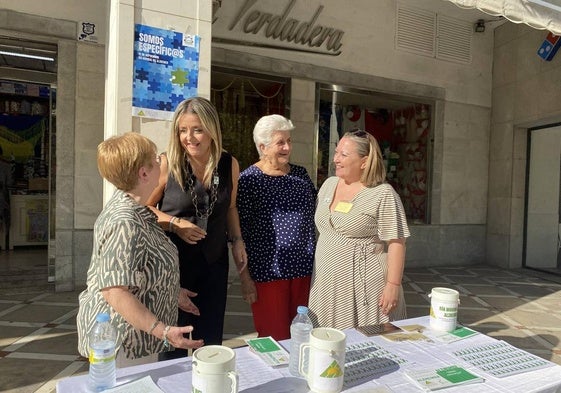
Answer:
[{"left": 309, "top": 176, "right": 410, "bottom": 330}]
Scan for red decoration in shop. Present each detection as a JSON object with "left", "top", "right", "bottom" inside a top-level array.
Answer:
[{"left": 346, "top": 106, "right": 361, "bottom": 122}]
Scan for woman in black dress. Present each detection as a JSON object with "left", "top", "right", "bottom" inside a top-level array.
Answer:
[{"left": 148, "top": 97, "right": 256, "bottom": 358}]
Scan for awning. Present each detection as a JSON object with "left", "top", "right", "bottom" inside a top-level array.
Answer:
[{"left": 445, "top": 0, "right": 561, "bottom": 35}]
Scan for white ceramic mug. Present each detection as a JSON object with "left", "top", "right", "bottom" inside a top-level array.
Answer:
[
  {"left": 191, "top": 345, "right": 238, "bottom": 393},
  {"left": 299, "top": 327, "right": 346, "bottom": 393}
]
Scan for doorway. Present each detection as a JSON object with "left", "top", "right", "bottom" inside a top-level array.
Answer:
[
  {"left": 524, "top": 125, "right": 561, "bottom": 274},
  {"left": 317, "top": 84, "right": 433, "bottom": 224},
  {"left": 0, "top": 37, "right": 57, "bottom": 287},
  {"left": 211, "top": 67, "right": 289, "bottom": 172}
]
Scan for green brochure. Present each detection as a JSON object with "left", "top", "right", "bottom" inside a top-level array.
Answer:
[
  {"left": 245, "top": 336, "right": 290, "bottom": 367},
  {"left": 405, "top": 365, "right": 484, "bottom": 391}
]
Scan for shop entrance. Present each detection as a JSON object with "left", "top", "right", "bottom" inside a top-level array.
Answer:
[
  {"left": 524, "top": 125, "right": 561, "bottom": 274},
  {"left": 0, "top": 37, "right": 57, "bottom": 285},
  {"left": 317, "top": 84, "right": 432, "bottom": 224},
  {"left": 210, "top": 67, "right": 289, "bottom": 172}
]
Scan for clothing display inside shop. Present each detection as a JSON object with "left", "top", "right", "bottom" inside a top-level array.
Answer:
[
  {"left": 318, "top": 99, "right": 430, "bottom": 223},
  {"left": 0, "top": 80, "right": 54, "bottom": 250}
]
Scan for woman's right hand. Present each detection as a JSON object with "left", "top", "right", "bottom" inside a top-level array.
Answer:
[
  {"left": 166, "top": 325, "right": 204, "bottom": 350},
  {"left": 174, "top": 219, "right": 207, "bottom": 244}
]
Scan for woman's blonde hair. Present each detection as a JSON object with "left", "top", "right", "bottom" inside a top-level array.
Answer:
[
  {"left": 97, "top": 132, "right": 156, "bottom": 191},
  {"left": 167, "top": 97, "right": 222, "bottom": 189},
  {"left": 343, "top": 129, "right": 386, "bottom": 187}
]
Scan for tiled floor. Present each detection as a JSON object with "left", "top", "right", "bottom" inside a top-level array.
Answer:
[{"left": 1, "top": 257, "right": 561, "bottom": 392}]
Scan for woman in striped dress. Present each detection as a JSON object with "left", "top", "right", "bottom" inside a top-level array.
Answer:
[{"left": 309, "top": 129, "right": 410, "bottom": 330}]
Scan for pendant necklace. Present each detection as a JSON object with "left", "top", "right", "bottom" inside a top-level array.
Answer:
[{"left": 186, "top": 163, "right": 219, "bottom": 231}]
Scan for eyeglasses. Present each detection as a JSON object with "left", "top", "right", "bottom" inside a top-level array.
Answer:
[{"left": 348, "top": 129, "right": 368, "bottom": 138}]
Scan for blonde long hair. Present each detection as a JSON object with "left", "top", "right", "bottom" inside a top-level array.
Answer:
[
  {"left": 343, "top": 129, "right": 386, "bottom": 187},
  {"left": 167, "top": 97, "right": 223, "bottom": 189}
]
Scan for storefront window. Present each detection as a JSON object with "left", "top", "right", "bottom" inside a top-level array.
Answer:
[
  {"left": 211, "top": 67, "right": 289, "bottom": 171},
  {"left": 317, "top": 85, "right": 431, "bottom": 224}
]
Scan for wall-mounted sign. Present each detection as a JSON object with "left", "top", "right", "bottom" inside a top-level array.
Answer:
[
  {"left": 216, "top": 0, "right": 344, "bottom": 56},
  {"left": 132, "top": 24, "right": 200, "bottom": 120},
  {"left": 77, "top": 21, "right": 98, "bottom": 43},
  {"left": 537, "top": 32, "right": 561, "bottom": 61}
]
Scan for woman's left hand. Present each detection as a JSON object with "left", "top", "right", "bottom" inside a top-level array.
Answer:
[
  {"left": 178, "top": 288, "right": 200, "bottom": 316},
  {"left": 379, "top": 282, "right": 400, "bottom": 315},
  {"left": 240, "top": 275, "right": 257, "bottom": 304},
  {"left": 166, "top": 325, "right": 204, "bottom": 350},
  {"left": 231, "top": 240, "right": 247, "bottom": 268}
]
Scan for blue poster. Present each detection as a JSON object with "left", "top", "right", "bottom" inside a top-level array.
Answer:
[{"left": 132, "top": 24, "right": 200, "bottom": 120}]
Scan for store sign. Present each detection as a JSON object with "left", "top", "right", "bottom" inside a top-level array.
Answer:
[{"left": 224, "top": 0, "right": 344, "bottom": 55}]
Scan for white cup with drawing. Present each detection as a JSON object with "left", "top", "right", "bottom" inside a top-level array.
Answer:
[{"left": 299, "top": 327, "right": 346, "bottom": 393}]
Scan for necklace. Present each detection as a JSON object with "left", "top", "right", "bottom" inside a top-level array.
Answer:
[{"left": 186, "top": 165, "right": 219, "bottom": 231}]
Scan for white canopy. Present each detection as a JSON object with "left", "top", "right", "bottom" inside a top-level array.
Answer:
[{"left": 445, "top": 0, "right": 561, "bottom": 35}]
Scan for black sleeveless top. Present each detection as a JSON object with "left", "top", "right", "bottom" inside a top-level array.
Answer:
[{"left": 159, "top": 152, "right": 233, "bottom": 265}]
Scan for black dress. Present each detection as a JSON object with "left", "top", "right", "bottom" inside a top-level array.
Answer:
[{"left": 159, "top": 152, "right": 232, "bottom": 357}]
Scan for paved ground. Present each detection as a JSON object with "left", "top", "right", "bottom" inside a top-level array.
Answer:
[{"left": 0, "top": 264, "right": 561, "bottom": 392}]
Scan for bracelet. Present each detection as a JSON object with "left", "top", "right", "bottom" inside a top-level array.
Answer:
[
  {"left": 148, "top": 320, "right": 159, "bottom": 335},
  {"left": 387, "top": 280, "right": 401, "bottom": 286},
  {"left": 229, "top": 235, "right": 243, "bottom": 244},
  {"left": 162, "top": 325, "right": 171, "bottom": 349},
  {"left": 169, "top": 216, "right": 180, "bottom": 233}
]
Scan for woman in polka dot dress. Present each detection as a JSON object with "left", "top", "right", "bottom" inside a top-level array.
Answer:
[{"left": 237, "top": 114, "right": 317, "bottom": 340}]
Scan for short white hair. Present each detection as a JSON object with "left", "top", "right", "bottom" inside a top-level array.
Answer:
[{"left": 253, "top": 114, "right": 294, "bottom": 157}]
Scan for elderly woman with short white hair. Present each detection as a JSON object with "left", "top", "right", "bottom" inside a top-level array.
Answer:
[{"left": 237, "top": 114, "right": 317, "bottom": 340}]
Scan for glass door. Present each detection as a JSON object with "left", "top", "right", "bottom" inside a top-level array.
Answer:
[
  {"left": 48, "top": 85, "right": 56, "bottom": 282},
  {"left": 211, "top": 67, "right": 289, "bottom": 172},
  {"left": 316, "top": 84, "right": 433, "bottom": 223},
  {"left": 525, "top": 125, "right": 561, "bottom": 271}
]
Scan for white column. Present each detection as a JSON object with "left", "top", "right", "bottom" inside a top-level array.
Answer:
[
  {"left": 103, "top": 0, "right": 135, "bottom": 203},
  {"left": 103, "top": 0, "right": 213, "bottom": 204}
]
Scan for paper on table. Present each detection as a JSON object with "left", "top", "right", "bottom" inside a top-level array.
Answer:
[
  {"left": 453, "top": 340, "right": 553, "bottom": 378},
  {"left": 404, "top": 365, "right": 484, "bottom": 391},
  {"left": 103, "top": 375, "right": 164, "bottom": 393},
  {"left": 245, "top": 336, "right": 289, "bottom": 367},
  {"left": 344, "top": 341, "right": 408, "bottom": 389},
  {"left": 423, "top": 326, "right": 479, "bottom": 344},
  {"left": 236, "top": 345, "right": 286, "bottom": 390}
]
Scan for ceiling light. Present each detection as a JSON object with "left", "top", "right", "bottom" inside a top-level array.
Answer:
[{"left": 0, "top": 50, "right": 55, "bottom": 62}]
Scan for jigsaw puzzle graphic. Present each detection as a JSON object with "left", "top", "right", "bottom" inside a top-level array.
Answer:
[{"left": 132, "top": 24, "right": 200, "bottom": 120}]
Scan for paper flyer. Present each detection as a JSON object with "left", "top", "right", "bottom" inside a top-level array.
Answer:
[
  {"left": 132, "top": 24, "right": 200, "bottom": 120},
  {"left": 245, "top": 336, "right": 289, "bottom": 367},
  {"left": 404, "top": 365, "right": 484, "bottom": 391}
]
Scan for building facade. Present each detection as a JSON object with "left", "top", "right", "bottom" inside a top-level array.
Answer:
[{"left": 0, "top": 0, "right": 560, "bottom": 291}]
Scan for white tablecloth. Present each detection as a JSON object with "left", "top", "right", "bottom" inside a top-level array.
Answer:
[{"left": 57, "top": 316, "right": 561, "bottom": 392}]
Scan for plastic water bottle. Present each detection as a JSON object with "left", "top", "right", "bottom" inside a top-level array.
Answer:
[
  {"left": 289, "top": 305, "right": 313, "bottom": 377},
  {"left": 88, "top": 312, "right": 117, "bottom": 392}
]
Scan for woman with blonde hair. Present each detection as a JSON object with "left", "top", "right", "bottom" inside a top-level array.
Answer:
[
  {"left": 148, "top": 97, "right": 256, "bottom": 359},
  {"left": 309, "top": 129, "right": 410, "bottom": 330}
]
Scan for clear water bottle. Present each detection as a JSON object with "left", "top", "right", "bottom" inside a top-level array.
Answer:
[
  {"left": 289, "top": 305, "right": 313, "bottom": 377},
  {"left": 88, "top": 312, "right": 117, "bottom": 392}
]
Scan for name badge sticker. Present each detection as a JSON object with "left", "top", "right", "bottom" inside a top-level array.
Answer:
[{"left": 334, "top": 201, "right": 353, "bottom": 213}]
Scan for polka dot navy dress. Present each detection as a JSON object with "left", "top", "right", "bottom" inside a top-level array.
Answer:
[{"left": 237, "top": 164, "right": 317, "bottom": 282}]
